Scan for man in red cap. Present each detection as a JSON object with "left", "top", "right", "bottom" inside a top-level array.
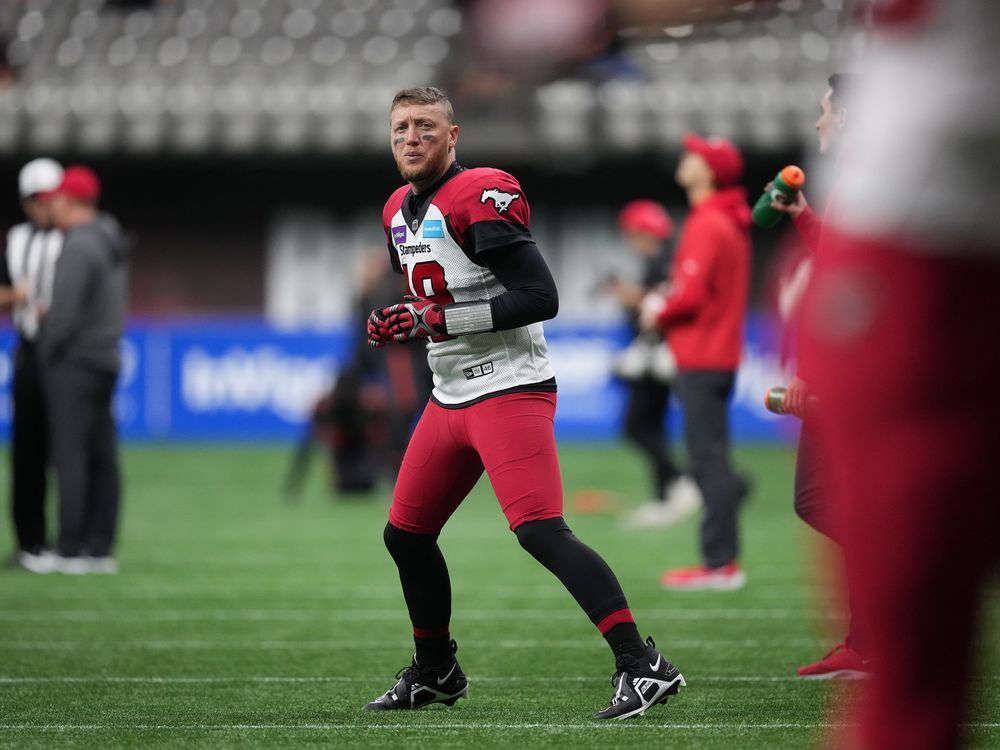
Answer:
[
  {"left": 607, "top": 200, "right": 701, "bottom": 530},
  {"left": 641, "top": 133, "right": 752, "bottom": 590},
  {"left": 41, "top": 165, "right": 129, "bottom": 575}
]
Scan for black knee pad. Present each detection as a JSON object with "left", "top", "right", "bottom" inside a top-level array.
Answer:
[
  {"left": 383, "top": 522, "right": 438, "bottom": 564},
  {"left": 514, "top": 516, "right": 570, "bottom": 557}
]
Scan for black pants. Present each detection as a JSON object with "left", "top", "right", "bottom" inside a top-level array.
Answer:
[
  {"left": 622, "top": 377, "right": 679, "bottom": 498},
  {"left": 44, "top": 362, "right": 121, "bottom": 558},
  {"left": 9, "top": 340, "right": 49, "bottom": 553},
  {"left": 675, "top": 370, "right": 747, "bottom": 568}
]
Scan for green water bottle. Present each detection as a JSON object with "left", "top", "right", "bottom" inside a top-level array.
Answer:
[{"left": 752, "top": 165, "right": 806, "bottom": 228}]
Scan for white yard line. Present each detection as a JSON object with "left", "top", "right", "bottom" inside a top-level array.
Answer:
[
  {"left": 0, "top": 675, "right": 800, "bottom": 684},
  {"left": 0, "top": 637, "right": 821, "bottom": 650},
  {"left": 0, "top": 607, "right": 830, "bottom": 622},
  {"left": 1, "top": 674, "right": 997, "bottom": 684},
  {"left": 0, "top": 722, "right": 997, "bottom": 732},
  {"left": 11, "top": 589, "right": 823, "bottom": 604}
]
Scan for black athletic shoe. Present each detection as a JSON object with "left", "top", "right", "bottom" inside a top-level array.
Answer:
[
  {"left": 363, "top": 639, "right": 468, "bottom": 711},
  {"left": 594, "top": 636, "right": 685, "bottom": 720}
]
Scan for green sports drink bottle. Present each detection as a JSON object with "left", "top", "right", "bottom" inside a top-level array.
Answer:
[{"left": 752, "top": 165, "right": 806, "bottom": 228}]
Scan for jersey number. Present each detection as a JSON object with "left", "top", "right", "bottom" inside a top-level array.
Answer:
[
  {"left": 404, "top": 260, "right": 455, "bottom": 306},
  {"left": 402, "top": 260, "right": 455, "bottom": 341}
]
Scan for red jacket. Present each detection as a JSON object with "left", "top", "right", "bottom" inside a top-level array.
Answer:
[
  {"left": 657, "top": 187, "right": 752, "bottom": 371},
  {"left": 791, "top": 180, "right": 841, "bottom": 384}
]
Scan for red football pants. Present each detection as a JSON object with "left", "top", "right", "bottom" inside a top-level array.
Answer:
[
  {"left": 389, "top": 392, "right": 563, "bottom": 534},
  {"left": 807, "top": 239, "right": 1000, "bottom": 750}
]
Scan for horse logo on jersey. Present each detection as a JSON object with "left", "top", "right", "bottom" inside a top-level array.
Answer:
[{"left": 480, "top": 188, "right": 521, "bottom": 214}]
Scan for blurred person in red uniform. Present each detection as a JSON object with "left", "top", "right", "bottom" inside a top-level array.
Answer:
[
  {"left": 363, "top": 87, "right": 685, "bottom": 720},
  {"left": 769, "top": 74, "right": 871, "bottom": 680},
  {"left": 607, "top": 200, "right": 701, "bottom": 530},
  {"left": 802, "top": 1, "right": 1000, "bottom": 747},
  {"left": 641, "top": 134, "right": 751, "bottom": 591}
]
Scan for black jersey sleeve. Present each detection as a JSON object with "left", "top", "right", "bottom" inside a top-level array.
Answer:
[
  {"left": 462, "top": 221, "right": 533, "bottom": 255},
  {"left": 478, "top": 239, "right": 558, "bottom": 330}
]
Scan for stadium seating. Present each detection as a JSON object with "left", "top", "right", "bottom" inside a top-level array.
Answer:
[{"left": 0, "top": 0, "right": 853, "bottom": 154}]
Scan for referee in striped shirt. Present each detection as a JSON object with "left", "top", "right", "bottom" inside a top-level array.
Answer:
[{"left": 1, "top": 158, "right": 63, "bottom": 573}]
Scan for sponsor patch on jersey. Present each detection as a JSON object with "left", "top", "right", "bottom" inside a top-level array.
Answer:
[
  {"left": 462, "top": 361, "right": 494, "bottom": 380},
  {"left": 391, "top": 225, "right": 407, "bottom": 245},
  {"left": 422, "top": 219, "right": 444, "bottom": 238},
  {"left": 480, "top": 187, "right": 521, "bottom": 214}
]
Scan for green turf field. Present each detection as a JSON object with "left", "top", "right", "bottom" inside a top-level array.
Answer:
[{"left": 2, "top": 444, "right": 998, "bottom": 749}]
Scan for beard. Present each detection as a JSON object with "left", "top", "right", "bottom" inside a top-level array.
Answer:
[{"left": 396, "top": 151, "right": 447, "bottom": 185}]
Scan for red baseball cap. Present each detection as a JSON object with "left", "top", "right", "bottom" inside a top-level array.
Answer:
[
  {"left": 53, "top": 165, "right": 101, "bottom": 203},
  {"left": 682, "top": 133, "right": 744, "bottom": 187},
  {"left": 618, "top": 200, "right": 673, "bottom": 240}
]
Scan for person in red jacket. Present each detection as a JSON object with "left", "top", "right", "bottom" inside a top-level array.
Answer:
[
  {"left": 641, "top": 133, "right": 751, "bottom": 591},
  {"left": 806, "top": 2, "right": 1000, "bottom": 747},
  {"left": 770, "top": 74, "right": 871, "bottom": 681}
]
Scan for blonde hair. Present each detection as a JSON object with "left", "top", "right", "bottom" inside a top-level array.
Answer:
[{"left": 391, "top": 86, "right": 455, "bottom": 123}]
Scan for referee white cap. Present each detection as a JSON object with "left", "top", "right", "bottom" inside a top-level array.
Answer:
[{"left": 18, "top": 158, "right": 64, "bottom": 199}]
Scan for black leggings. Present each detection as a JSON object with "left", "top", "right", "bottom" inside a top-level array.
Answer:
[{"left": 383, "top": 516, "right": 630, "bottom": 630}]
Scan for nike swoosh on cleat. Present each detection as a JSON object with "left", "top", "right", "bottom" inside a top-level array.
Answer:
[
  {"left": 436, "top": 663, "right": 458, "bottom": 686},
  {"left": 649, "top": 655, "right": 662, "bottom": 671}
]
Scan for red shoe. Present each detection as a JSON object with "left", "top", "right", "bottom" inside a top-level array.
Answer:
[
  {"left": 796, "top": 642, "right": 871, "bottom": 680},
  {"left": 659, "top": 563, "right": 746, "bottom": 591}
]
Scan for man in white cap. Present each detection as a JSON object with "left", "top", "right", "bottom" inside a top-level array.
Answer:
[{"left": 1, "top": 158, "right": 63, "bottom": 573}]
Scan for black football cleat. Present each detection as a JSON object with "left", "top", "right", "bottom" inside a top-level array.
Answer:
[
  {"left": 363, "top": 639, "right": 468, "bottom": 711},
  {"left": 594, "top": 636, "right": 685, "bottom": 720}
]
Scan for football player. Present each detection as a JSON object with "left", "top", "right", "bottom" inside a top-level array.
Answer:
[{"left": 364, "top": 86, "right": 685, "bottom": 720}]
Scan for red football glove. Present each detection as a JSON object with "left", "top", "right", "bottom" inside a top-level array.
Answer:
[
  {"left": 381, "top": 298, "right": 446, "bottom": 341},
  {"left": 367, "top": 308, "right": 391, "bottom": 348}
]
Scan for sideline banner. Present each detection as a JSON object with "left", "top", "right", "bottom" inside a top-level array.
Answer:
[{"left": 0, "top": 315, "right": 791, "bottom": 442}]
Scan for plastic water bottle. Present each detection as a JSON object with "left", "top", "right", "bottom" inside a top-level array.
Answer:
[{"left": 752, "top": 166, "right": 806, "bottom": 228}]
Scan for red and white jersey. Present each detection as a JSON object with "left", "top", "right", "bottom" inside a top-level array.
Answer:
[{"left": 382, "top": 165, "right": 555, "bottom": 406}]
